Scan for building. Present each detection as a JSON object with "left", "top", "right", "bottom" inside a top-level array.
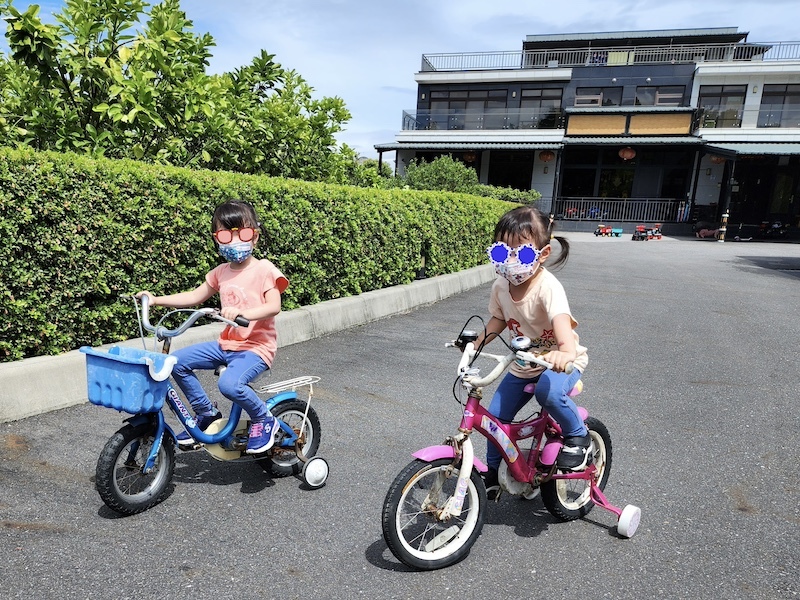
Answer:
[{"left": 375, "top": 28, "right": 800, "bottom": 239}]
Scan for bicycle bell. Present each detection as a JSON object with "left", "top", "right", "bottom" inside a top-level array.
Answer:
[{"left": 510, "top": 336, "right": 532, "bottom": 351}]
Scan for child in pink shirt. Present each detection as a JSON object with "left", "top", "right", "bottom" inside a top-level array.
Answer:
[{"left": 138, "top": 200, "right": 288, "bottom": 454}]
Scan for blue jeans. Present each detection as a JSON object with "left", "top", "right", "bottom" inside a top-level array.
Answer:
[
  {"left": 486, "top": 369, "right": 586, "bottom": 470},
  {"left": 170, "top": 341, "right": 270, "bottom": 423}
]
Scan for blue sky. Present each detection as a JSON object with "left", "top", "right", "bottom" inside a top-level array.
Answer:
[{"left": 3, "top": 1, "right": 800, "bottom": 159}]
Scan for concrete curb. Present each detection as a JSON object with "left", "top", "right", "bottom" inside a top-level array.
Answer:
[{"left": 0, "top": 264, "right": 495, "bottom": 423}]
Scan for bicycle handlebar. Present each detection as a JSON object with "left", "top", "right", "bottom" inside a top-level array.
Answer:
[
  {"left": 137, "top": 294, "right": 249, "bottom": 339},
  {"left": 449, "top": 341, "right": 573, "bottom": 389}
]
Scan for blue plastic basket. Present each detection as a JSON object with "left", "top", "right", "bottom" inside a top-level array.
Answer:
[{"left": 80, "top": 346, "right": 177, "bottom": 414}]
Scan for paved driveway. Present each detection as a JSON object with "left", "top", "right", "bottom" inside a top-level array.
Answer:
[{"left": 1, "top": 234, "right": 799, "bottom": 599}]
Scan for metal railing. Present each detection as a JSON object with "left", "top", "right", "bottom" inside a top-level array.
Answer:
[
  {"left": 421, "top": 41, "right": 800, "bottom": 72},
  {"left": 402, "top": 109, "right": 565, "bottom": 131},
  {"left": 400, "top": 106, "right": 800, "bottom": 132},
  {"left": 697, "top": 106, "right": 800, "bottom": 129},
  {"left": 553, "top": 197, "right": 690, "bottom": 223}
]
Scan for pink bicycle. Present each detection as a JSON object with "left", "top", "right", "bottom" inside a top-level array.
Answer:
[{"left": 382, "top": 326, "right": 641, "bottom": 570}]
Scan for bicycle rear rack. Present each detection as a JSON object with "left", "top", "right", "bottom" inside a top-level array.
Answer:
[{"left": 254, "top": 375, "right": 320, "bottom": 396}]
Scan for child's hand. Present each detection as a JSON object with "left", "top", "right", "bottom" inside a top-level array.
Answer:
[
  {"left": 544, "top": 350, "right": 576, "bottom": 373},
  {"left": 220, "top": 307, "right": 244, "bottom": 322},
  {"left": 136, "top": 291, "right": 157, "bottom": 305}
]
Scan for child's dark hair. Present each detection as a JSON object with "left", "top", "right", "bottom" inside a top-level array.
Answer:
[
  {"left": 493, "top": 205, "right": 569, "bottom": 268},
  {"left": 211, "top": 200, "right": 263, "bottom": 237}
]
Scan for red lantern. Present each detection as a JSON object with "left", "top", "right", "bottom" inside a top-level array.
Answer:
[
  {"left": 618, "top": 147, "right": 636, "bottom": 161},
  {"left": 709, "top": 155, "right": 726, "bottom": 164},
  {"left": 538, "top": 150, "right": 555, "bottom": 163},
  {"left": 463, "top": 151, "right": 477, "bottom": 163}
]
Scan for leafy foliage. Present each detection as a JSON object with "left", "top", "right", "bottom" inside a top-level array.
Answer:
[
  {"left": 0, "top": 0, "right": 353, "bottom": 181},
  {"left": 0, "top": 148, "right": 510, "bottom": 361},
  {"left": 401, "top": 155, "right": 541, "bottom": 203}
]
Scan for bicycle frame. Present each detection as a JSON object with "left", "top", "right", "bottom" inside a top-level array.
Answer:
[{"left": 137, "top": 381, "right": 301, "bottom": 472}]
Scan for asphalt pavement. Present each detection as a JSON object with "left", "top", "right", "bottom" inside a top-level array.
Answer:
[{"left": 1, "top": 233, "right": 799, "bottom": 599}]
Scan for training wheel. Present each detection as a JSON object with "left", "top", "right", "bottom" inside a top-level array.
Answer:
[
  {"left": 302, "top": 456, "right": 329, "bottom": 489},
  {"left": 617, "top": 504, "right": 641, "bottom": 538}
]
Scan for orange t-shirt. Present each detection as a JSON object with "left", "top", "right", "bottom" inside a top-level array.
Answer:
[{"left": 206, "top": 259, "right": 289, "bottom": 366}]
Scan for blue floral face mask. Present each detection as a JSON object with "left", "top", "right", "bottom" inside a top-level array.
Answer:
[{"left": 219, "top": 241, "right": 253, "bottom": 263}]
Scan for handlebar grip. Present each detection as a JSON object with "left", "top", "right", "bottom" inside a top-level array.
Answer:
[{"left": 234, "top": 316, "right": 250, "bottom": 327}]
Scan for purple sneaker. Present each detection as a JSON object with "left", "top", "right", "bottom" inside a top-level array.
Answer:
[{"left": 245, "top": 417, "right": 279, "bottom": 454}]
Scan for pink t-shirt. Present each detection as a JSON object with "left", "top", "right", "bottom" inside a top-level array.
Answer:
[
  {"left": 489, "top": 268, "right": 588, "bottom": 378},
  {"left": 206, "top": 259, "right": 289, "bottom": 366}
]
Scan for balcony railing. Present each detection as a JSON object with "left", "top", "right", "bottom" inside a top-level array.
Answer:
[
  {"left": 401, "top": 106, "right": 800, "bottom": 132},
  {"left": 403, "top": 108, "right": 565, "bottom": 131},
  {"left": 554, "top": 197, "right": 689, "bottom": 223},
  {"left": 698, "top": 106, "right": 800, "bottom": 129},
  {"left": 421, "top": 41, "right": 800, "bottom": 72}
]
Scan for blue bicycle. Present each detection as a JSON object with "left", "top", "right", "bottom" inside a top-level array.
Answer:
[{"left": 80, "top": 295, "right": 328, "bottom": 515}]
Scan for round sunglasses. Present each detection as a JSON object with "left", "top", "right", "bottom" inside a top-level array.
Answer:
[
  {"left": 212, "top": 227, "right": 257, "bottom": 244},
  {"left": 486, "top": 241, "right": 541, "bottom": 266}
]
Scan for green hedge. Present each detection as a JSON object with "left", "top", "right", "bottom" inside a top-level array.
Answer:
[{"left": 0, "top": 148, "right": 510, "bottom": 361}]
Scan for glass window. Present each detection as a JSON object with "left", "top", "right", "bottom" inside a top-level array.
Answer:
[
  {"left": 758, "top": 83, "right": 800, "bottom": 128},
  {"left": 520, "top": 88, "right": 563, "bottom": 128},
  {"left": 561, "top": 168, "right": 597, "bottom": 196},
  {"left": 575, "top": 87, "right": 622, "bottom": 107},
  {"left": 635, "top": 87, "right": 656, "bottom": 106},
  {"left": 424, "top": 89, "right": 508, "bottom": 130},
  {"left": 699, "top": 85, "right": 745, "bottom": 128},
  {"left": 640, "top": 86, "right": 685, "bottom": 105}
]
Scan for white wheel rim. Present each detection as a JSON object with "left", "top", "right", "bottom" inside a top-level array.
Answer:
[{"left": 394, "top": 465, "right": 480, "bottom": 562}]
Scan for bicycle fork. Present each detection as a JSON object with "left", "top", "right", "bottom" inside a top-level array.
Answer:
[{"left": 433, "top": 432, "right": 474, "bottom": 521}]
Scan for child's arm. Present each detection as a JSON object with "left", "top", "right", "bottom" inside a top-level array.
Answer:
[
  {"left": 137, "top": 283, "right": 216, "bottom": 308},
  {"left": 220, "top": 287, "right": 281, "bottom": 323},
  {"left": 546, "top": 313, "right": 577, "bottom": 372},
  {"left": 473, "top": 316, "right": 506, "bottom": 349}
]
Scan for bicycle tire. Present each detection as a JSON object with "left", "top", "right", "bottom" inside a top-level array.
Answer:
[
  {"left": 541, "top": 416, "right": 612, "bottom": 521},
  {"left": 382, "top": 458, "right": 486, "bottom": 570},
  {"left": 257, "top": 400, "right": 321, "bottom": 477},
  {"left": 95, "top": 422, "right": 176, "bottom": 515}
]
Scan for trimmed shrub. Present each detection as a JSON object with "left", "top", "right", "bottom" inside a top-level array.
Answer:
[{"left": 0, "top": 148, "right": 510, "bottom": 361}]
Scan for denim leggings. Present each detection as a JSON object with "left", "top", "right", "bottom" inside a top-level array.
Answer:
[
  {"left": 486, "top": 369, "right": 586, "bottom": 470},
  {"left": 171, "top": 341, "right": 270, "bottom": 423}
]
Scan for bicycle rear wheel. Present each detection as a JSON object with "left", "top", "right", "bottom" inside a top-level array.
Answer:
[
  {"left": 382, "top": 458, "right": 486, "bottom": 570},
  {"left": 541, "top": 416, "right": 612, "bottom": 520},
  {"left": 257, "top": 400, "right": 321, "bottom": 477},
  {"left": 95, "top": 422, "right": 175, "bottom": 515}
]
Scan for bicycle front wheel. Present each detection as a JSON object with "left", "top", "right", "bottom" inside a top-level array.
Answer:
[
  {"left": 381, "top": 458, "right": 486, "bottom": 570},
  {"left": 95, "top": 422, "right": 175, "bottom": 516}
]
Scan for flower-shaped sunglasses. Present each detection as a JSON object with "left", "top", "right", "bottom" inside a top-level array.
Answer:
[{"left": 486, "top": 241, "right": 541, "bottom": 266}]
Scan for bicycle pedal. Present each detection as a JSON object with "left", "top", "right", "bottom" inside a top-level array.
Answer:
[{"left": 178, "top": 442, "right": 202, "bottom": 452}]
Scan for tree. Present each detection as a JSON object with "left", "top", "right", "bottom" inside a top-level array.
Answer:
[
  {"left": 0, "top": 0, "right": 353, "bottom": 181},
  {"left": 404, "top": 154, "right": 480, "bottom": 193},
  {"left": 402, "top": 154, "right": 542, "bottom": 203}
]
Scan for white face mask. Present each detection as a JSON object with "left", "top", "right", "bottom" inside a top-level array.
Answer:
[
  {"left": 487, "top": 241, "right": 543, "bottom": 285},
  {"left": 495, "top": 261, "right": 539, "bottom": 285}
]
